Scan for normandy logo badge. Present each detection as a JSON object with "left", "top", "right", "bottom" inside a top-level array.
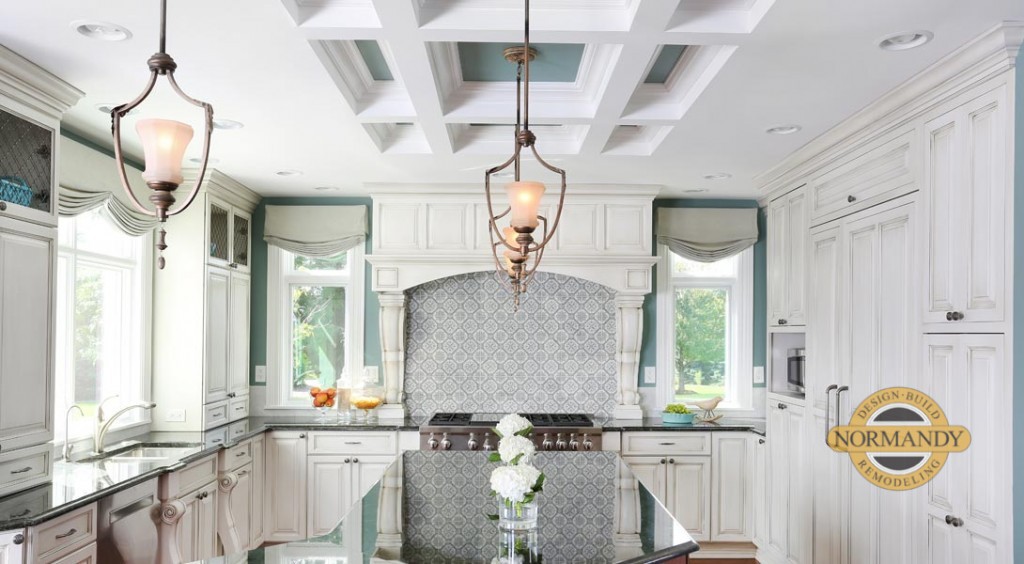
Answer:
[{"left": 827, "top": 387, "right": 970, "bottom": 491}]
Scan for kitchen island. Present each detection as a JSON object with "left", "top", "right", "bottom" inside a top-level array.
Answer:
[{"left": 211, "top": 451, "right": 699, "bottom": 563}]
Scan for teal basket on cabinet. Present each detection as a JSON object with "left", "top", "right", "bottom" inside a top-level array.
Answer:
[
  {"left": 0, "top": 176, "right": 32, "bottom": 207},
  {"left": 662, "top": 412, "right": 695, "bottom": 424}
]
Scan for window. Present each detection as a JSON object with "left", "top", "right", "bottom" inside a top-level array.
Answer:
[
  {"left": 267, "top": 246, "right": 364, "bottom": 407},
  {"left": 657, "top": 247, "right": 753, "bottom": 412},
  {"left": 55, "top": 208, "right": 150, "bottom": 441}
]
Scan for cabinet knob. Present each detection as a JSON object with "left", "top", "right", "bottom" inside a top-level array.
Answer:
[
  {"left": 759, "top": 438, "right": 765, "bottom": 445},
  {"left": 847, "top": 195, "right": 857, "bottom": 203},
  {"left": 353, "top": 458, "right": 359, "bottom": 463},
  {"left": 298, "top": 433, "right": 306, "bottom": 439},
  {"left": 12, "top": 533, "right": 23, "bottom": 545},
  {"left": 944, "top": 515, "right": 964, "bottom": 527},
  {"left": 660, "top": 458, "right": 666, "bottom": 464},
  {"left": 777, "top": 402, "right": 788, "bottom": 410},
  {"left": 227, "top": 392, "right": 236, "bottom": 398},
  {"left": 778, "top": 318, "right": 787, "bottom": 325},
  {"left": 344, "top": 458, "right": 351, "bottom": 463},
  {"left": 0, "top": 201, "right": 7, "bottom": 211},
  {"left": 668, "top": 458, "right": 675, "bottom": 464}
]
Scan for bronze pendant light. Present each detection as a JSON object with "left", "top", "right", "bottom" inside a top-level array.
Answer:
[
  {"left": 110, "top": 0, "right": 214, "bottom": 269},
  {"left": 484, "top": 0, "right": 568, "bottom": 311}
]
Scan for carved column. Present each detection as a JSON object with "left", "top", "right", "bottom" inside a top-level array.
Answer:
[
  {"left": 614, "top": 459, "right": 644, "bottom": 560},
  {"left": 615, "top": 294, "right": 645, "bottom": 419},
  {"left": 375, "top": 457, "right": 404, "bottom": 559},
  {"left": 378, "top": 291, "right": 406, "bottom": 417}
]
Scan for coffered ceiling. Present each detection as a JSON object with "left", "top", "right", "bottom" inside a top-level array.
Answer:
[{"left": 0, "top": 0, "right": 1021, "bottom": 197}]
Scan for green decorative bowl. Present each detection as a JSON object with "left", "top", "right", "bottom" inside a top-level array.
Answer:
[{"left": 662, "top": 412, "right": 695, "bottom": 425}]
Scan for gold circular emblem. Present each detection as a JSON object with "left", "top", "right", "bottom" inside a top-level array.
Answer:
[{"left": 827, "top": 387, "right": 970, "bottom": 491}]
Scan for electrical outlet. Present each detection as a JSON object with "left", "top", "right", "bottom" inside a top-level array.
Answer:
[
  {"left": 753, "top": 366, "right": 765, "bottom": 385},
  {"left": 643, "top": 366, "right": 656, "bottom": 384},
  {"left": 255, "top": 365, "right": 267, "bottom": 383},
  {"left": 166, "top": 408, "right": 186, "bottom": 423},
  {"left": 364, "top": 366, "right": 379, "bottom": 384}
]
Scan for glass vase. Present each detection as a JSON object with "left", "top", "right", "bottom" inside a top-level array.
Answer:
[{"left": 496, "top": 498, "right": 540, "bottom": 563}]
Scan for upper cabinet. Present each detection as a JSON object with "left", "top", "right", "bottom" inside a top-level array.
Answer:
[
  {"left": 922, "top": 85, "right": 1008, "bottom": 330},
  {"left": 207, "top": 197, "right": 251, "bottom": 273},
  {"left": 0, "top": 108, "right": 54, "bottom": 224},
  {"left": 767, "top": 185, "right": 807, "bottom": 327}
]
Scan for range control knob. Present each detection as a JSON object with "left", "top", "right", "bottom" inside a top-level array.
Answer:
[
  {"left": 467, "top": 433, "right": 479, "bottom": 451},
  {"left": 482, "top": 433, "right": 494, "bottom": 451},
  {"left": 555, "top": 433, "right": 567, "bottom": 451},
  {"left": 541, "top": 433, "right": 554, "bottom": 451},
  {"left": 569, "top": 433, "right": 579, "bottom": 451},
  {"left": 440, "top": 433, "right": 452, "bottom": 451},
  {"left": 581, "top": 433, "right": 593, "bottom": 451},
  {"left": 427, "top": 433, "right": 439, "bottom": 450}
]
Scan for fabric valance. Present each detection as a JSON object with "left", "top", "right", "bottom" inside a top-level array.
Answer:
[
  {"left": 264, "top": 205, "right": 367, "bottom": 257},
  {"left": 58, "top": 185, "right": 160, "bottom": 237},
  {"left": 656, "top": 207, "right": 759, "bottom": 262}
]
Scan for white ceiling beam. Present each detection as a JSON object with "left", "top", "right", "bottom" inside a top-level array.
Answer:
[
  {"left": 369, "top": 0, "right": 454, "bottom": 156},
  {"left": 577, "top": 0, "right": 682, "bottom": 156}
]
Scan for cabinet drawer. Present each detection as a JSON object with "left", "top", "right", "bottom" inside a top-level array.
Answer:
[
  {"left": 221, "top": 441, "right": 251, "bottom": 472},
  {"left": 205, "top": 427, "right": 228, "bottom": 449},
  {"left": 809, "top": 129, "right": 916, "bottom": 225},
  {"left": 307, "top": 432, "right": 397, "bottom": 455},
  {"left": 0, "top": 443, "right": 52, "bottom": 497},
  {"left": 204, "top": 400, "right": 230, "bottom": 429},
  {"left": 44, "top": 541, "right": 96, "bottom": 564},
  {"left": 228, "top": 420, "right": 249, "bottom": 442},
  {"left": 622, "top": 432, "right": 711, "bottom": 456},
  {"left": 228, "top": 396, "right": 249, "bottom": 421},
  {"left": 29, "top": 503, "right": 97, "bottom": 562},
  {"left": 161, "top": 454, "right": 218, "bottom": 498}
]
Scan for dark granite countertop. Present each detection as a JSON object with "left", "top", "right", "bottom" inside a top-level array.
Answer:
[{"left": 601, "top": 417, "right": 766, "bottom": 436}]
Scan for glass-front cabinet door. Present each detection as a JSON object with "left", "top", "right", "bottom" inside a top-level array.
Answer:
[
  {"left": 208, "top": 199, "right": 231, "bottom": 266},
  {"left": 232, "top": 210, "right": 250, "bottom": 271},
  {"left": 0, "top": 106, "right": 56, "bottom": 224}
]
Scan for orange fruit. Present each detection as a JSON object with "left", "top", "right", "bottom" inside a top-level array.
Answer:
[
  {"left": 326, "top": 399, "right": 335, "bottom": 407},
  {"left": 326, "top": 388, "right": 337, "bottom": 398},
  {"left": 310, "top": 387, "right": 321, "bottom": 397}
]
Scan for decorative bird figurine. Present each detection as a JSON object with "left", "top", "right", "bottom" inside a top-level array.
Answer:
[{"left": 692, "top": 396, "right": 724, "bottom": 423}]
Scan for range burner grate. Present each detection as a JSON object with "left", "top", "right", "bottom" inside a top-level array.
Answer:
[{"left": 426, "top": 412, "right": 595, "bottom": 427}]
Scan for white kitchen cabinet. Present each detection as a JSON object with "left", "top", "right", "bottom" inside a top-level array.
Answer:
[
  {"left": 766, "top": 398, "right": 807, "bottom": 564},
  {"left": 624, "top": 455, "right": 710, "bottom": 541},
  {"left": 710, "top": 433, "right": 752, "bottom": 541},
  {"left": 0, "top": 530, "right": 24, "bottom": 564},
  {"left": 767, "top": 185, "right": 807, "bottom": 327},
  {"left": 249, "top": 434, "right": 266, "bottom": 548},
  {"left": 922, "top": 86, "right": 1008, "bottom": 329},
  {"left": 0, "top": 219, "right": 54, "bottom": 454},
  {"left": 157, "top": 454, "right": 219, "bottom": 563},
  {"left": 922, "top": 334, "right": 1007, "bottom": 563},
  {"left": 217, "top": 463, "right": 252, "bottom": 555},
  {"left": 752, "top": 434, "right": 767, "bottom": 550},
  {"left": 152, "top": 173, "right": 259, "bottom": 432},
  {"left": 45, "top": 542, "right": 96, "bottom": 564},
  {"left": 173, "top": 480, "right": 218, "bottom": 563},
  {"left": 265, "top": 431, "right": 308, "bottom": 543}
]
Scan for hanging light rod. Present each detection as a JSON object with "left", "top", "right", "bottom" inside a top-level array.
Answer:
[
  {"left": 484, "top": 0, "right": 568, "bottom": 311},
  {"left": 110, "top": 0, "right": 214, "bottom": 269}
]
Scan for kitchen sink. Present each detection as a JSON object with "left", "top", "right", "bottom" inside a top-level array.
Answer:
[{"left": 78, "top": 443, "right": 203, "bottom": 463}]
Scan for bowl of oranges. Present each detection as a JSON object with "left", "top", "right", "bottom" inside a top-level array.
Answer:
[{"left": 309, "top": 387, "right": 338, "bottom": 421}]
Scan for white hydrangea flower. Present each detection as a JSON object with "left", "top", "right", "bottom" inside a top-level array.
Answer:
[
  {"left": 496, "top": 413, "right": 532, "bottom": 438},
  {"left": 490, "top": 464, "right": 542, "bottom": 503},
  {"left": 498, "top": 435, "right": 535, "bottom": 465}
]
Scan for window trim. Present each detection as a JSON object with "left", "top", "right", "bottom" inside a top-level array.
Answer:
[
  {"left": 55, "top": 212, "right": 153, "bottom": 444},
  {"left": 656, "top": 245, "right": 754, "bottom": 414},
  {"left": 266, "top": 245, "right": 365, "bottom": 409}
]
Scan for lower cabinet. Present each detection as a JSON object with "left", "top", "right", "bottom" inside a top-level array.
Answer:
[
  {"left": 265, "top": 431, "right": 309, "bottom": 543},
  {"left": 752, "top": 434, "right": 767, "bottom": 549},
  {"left": 157, "top": 455, "right": 220, "bottom": 563},
  {"left": 217, "top": 462, "right": 252, "bottom": 555},
  {"left": 307, "top": 455, "right": 393, "bottom": 537},
  {"left": 765, "top": 398, "right": 808, "bottom": 564},
  {"left": 249, "top": 434, "right": 266, "bottom": 548},
  {"left": 623, "top": 431, "right": 752, "bottom": 544}
]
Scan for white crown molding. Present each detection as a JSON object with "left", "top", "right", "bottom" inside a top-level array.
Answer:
[
  {"left": 182, "top": 168, "right": 262, "bottom": 210},
  {"left": 311, "top": 40, "right": 414, "bottom": 118},
  {"left": 755, "top": 21, "right": 1024, "bottom": 201},
  {"left": 0, "top": 44, "right": 83, "bottom": 118},
  {"left": 366, "top": 182, "right": 663, "bottom": 197}
]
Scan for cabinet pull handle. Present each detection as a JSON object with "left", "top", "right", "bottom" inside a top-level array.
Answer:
[
  {"left": 55, "top": 528, "right": 77, "bottom": 539},
  {"left": 777, "top": 402, "right": 788, "bottom": 410},
  {"left": 234, "top": 406, "right": 246, "bottom": 411},
  {"left": 778, "top": 318, "right": 787, "bottom": 325},
  {"left": 10, "top": 466, "right": 32, "bottom": 474},
  {"left": 236, "top": 451, "right": 246, "bottom": 457},
  {"left": 824, "top": 384, "right": 838, "bottom": 440},
  {"left": 227, "top": 392, "right": 236, "bottom": 398},
  {"left": 9, "top": 508, "right": 30, "bottom": 518},
  {"left": 835, "top": 386, "right": 849, "bottom": 427},
  {"left": 0, "top": 201, "right": 7, "bottom": 211},
  {"left": 657, "top": 442, "right": 675, "bottom": 446},
  {"left": 211, "top": 439, "right": 223, "bottom": 444},
  {"left": 344, "top": 441, "right": 362, "bottom": 445},
  {"left": 758, "top": 438, "right": 765, "bottom": 445},
  {"left": 847, "top": 195, "right": 857, "bottom": 203},
  {"left": 237, "top": 470, "right": 248, "bottom": 477}
]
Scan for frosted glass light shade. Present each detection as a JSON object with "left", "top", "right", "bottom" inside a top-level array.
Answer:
[
  {"left": 506, "top": 181, "right": 545, "bottom": 229},
  {"left": 136, "top": 118, "right": 194, "bottom": 186}
]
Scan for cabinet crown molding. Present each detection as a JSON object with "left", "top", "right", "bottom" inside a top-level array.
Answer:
[
  {"left": 0, "top": 44, "right": 83, "bottom": 117},
  {"left": 756, "top": 21, "right": 1024, "bottom": 202},
  {"left": 182, "top": 169, "right": 262, "bottom": 211}
]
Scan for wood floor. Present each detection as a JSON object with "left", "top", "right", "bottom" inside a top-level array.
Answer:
[{"left": 690, "top": 559, "right": 757, "bottom": 564}]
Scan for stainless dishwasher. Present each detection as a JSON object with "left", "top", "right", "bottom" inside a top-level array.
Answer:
[{"left": 97, "top": 476, "right": 160, "bottom": 563}]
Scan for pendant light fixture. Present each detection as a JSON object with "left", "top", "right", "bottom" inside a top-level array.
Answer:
[
  {"left": 484, "top": 0, "right": 568, "bottom": 311},
  {"left": 110, "top": 0, "right": 214, "bottom": 269}
]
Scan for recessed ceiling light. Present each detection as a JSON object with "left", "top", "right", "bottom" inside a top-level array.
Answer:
[
  {"left": 95, "top": 103, "right": 137, "bottom": 116},
  {"left": 702, "top": 173, "right": 732, "bottom": 180},
  {"left": 212, "top": 119, "right": 244, "bottom": 130},
  {"left": 314, "top": 186, "right": 341, "bottom": 191},
  {"left": 766, "top": 124, "right": 802, "bottom": 135},
  {"left": 276, "top": 170, "right": 302, "bottom": 177},
  {"left": 878, "top": 30, "right": 933, "bottom": 51},
  {"left": 72, "top": 20, "right": 132, "bottom": 41},
  {"left": 189, "top": 157, "right": 219, "bottom": 165},
  {"left": 684, "top": 189, "right": 709, "bottom": 194}
]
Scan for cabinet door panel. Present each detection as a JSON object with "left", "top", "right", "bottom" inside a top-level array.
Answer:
[
  {"left": 353, "top": 456, "right": 394, "bottom": 501},
  {"left": 667, "top": 458, "right": 710, "bottom": 542},
  {"left": 622, "top": 457, "right": 666, "bottom": 503},
  {"left": 265, "top": 433, "right": 307, "bottom": 542},
  {"left": 0, "top": 529, "right": 25, "bottom": 564},
  {"left": 808, "top": 225, "right": 841, "bottom": 412},
  {"left": 711, "top": 434, "right": 750, "bottom": 541},
  {"left": 785, "top": 407, "right": 807, "bottom": 564},
  {"left": 205, "top": 268, "right": 230, "bottom": 403},
  {"left": 926, "top": 515, "right": 955, "bottom": 564},
  {"left": 766, "top": 404, "right": 789, "bottom": 556},
  {"left": 250, "top": 436, "right": 265, "bottom": 548},
  {"left": 811, "top": 409, "right": 843, "bottom": 564},
  {"left": 923, "top": 115, "right": 959, "bottom": 324},
  {"left": 228, "top": 273, "right": 250, "bottom": 396},
  {"left": 0, "top": 227, "right": 53, "bottom": 449},
  {"left": 308, "top": 457, "right": 349, "bottom": 538},
  {"left": 195, "top": 483, "right": 218, "bottom": 560},
  {"left": 786, "top": 190, "right": 807, "bottom": 324},
  {"left": 767, "top": 198, "right": 787, "bottom": 325},
  {"left": 752, "top": 436, "right": 767, "bottom": 549}
]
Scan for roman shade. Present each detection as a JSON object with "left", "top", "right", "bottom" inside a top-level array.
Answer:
[
  {"left": 264, "top": 205, "right": 367, "bottom": 257},
  {"left": 656, "top": 207, "right": 759, "bottom": 262},
  {"left": 58, "top": 186, "right": 160, "bottom": 236}
]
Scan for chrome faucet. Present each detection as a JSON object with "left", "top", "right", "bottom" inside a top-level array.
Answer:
[
  {"left": 94, "top": 396, "right": 156, "bottom": 454},
  {"left": 63, "top": 404, "right": 85, "bottom": 460}
]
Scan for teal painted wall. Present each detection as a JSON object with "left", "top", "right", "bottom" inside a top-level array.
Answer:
[
  {"left": 1013, "top": 48, "right": 1023, "bottom": 564},
  {"left": 639, "top": 198, "right": 767, "bottom": 388},
  {"left": 248, "top": 197, "right": 381, "bottom": 385}
]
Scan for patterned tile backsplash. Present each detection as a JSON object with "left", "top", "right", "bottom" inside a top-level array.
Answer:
[{"left": 404, "top": 271, "right": 617, "bottom": 418}]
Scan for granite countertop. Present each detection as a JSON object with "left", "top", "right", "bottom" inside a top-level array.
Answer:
[{"left": 601, "top": 416, "right": 766, "bottom": 436}]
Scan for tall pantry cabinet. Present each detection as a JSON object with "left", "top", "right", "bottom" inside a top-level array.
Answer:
[
  {"left": 152, "top": 171, "right": 259, "bottom": 432},
  {"left": 0, "top": 46, "right": 81, "bottom": 497}
]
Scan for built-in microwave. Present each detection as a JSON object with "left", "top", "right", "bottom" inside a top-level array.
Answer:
[{"left": 787, "top": 348, "right": 805, "bottom": 392}]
